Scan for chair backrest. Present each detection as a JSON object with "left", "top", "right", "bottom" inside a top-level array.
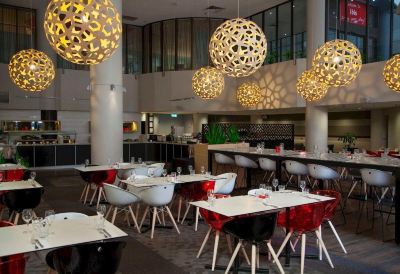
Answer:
[
  {"left": 258, "top": 158, "right": 276, "bottom": 171},
  {"left": 5, "top": 169, "right": 25, "bottom": 182},
  {"left": 103, "top": 183, "right": 140, "bottom": 207},
  {"left": 215, "top": 153, "right": 235, "bottom": 165},
  {"left": 199, "top": 194, "right": 231, "bottom": 231},
  {"left": 285, "top": 160, "right": 308, "bottom": 175},
  {"left": 47, "top": 241, "right": 126, "bottom": 274},
  {"left": 214, "top": 173, "right": 237, "bottom": 195},
  {"left": 148, "top": 167, "right": 163, "bottom": 177},
  {"left": 311, "top": 190, "right": 340, "bottom": 220},
  {"left": 360, "top": 169, "right": 394, "bottom": 187},
  {"left": 2, "top": 188, "right": 43, "bottom": 212},
  {"left": 53, "top": 213, "right": 88, "bottom": 221},
  {"left": 279, "top": 202, "right": 326, "bottom": 232},
  {"left": 104, "top": 169, "right": 117, "bottom": 184},
  {"left": 134, "top": 167, "right": 149, "bottom": 176},
  {"left": 117, "top": 168, "right": 135, "bottom": 180},
  {"left": 234, "top": 155, "right": 258, "bottom": 169},
  {"left": 223, "top": 213, "right": 278, "bottom": 242},
  {"left": 0, "top": 221, "right": 26, "bottom": 274},
  {"left": 308, "top": 164, "right": 339, "bottom": 180},
  {"left": 191, "top": 180, "right": 215, "bottom": 201},
  {"left": 140, "top": 184, "right": 175, "bottom": 207}
]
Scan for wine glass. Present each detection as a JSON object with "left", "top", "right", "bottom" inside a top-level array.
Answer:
[
  {"left": 162, "top": 169, "right": 168, "bottom": 177},
  {"left": 22, "top": 209, "right": 33, "bottom": 233},
  {"left": 84, "top": 159, "right": 90, "bottom": 167},
  {"left": 148, "top": 168, "right": 154, "bottom": 178},
  {"left": 176, "top": 167, "right": 182, "bottom": 177},
  {"left": 200, "top": 166, "right": 205, "bottom": 175},
  {"left": 97, "top": 204, "right": 107, "bottom": 217},
  {"left": 138, "top": 158, "right": 143, "bottom": 164},
  {"left": 272, "top": 179, "right": 279, "bottom": 191},
  {"left": 130, "top": 157, "right": 135, "bottom": 164},
  {"left": 30, "top": 172, "right": 36, "bottom": 185},
  {"left": 45, "top": 209, "right": 55, "bottom": 233},
  {"left": 299, "top": 180, "right": 306, "bottom": 192},
  {"left": 207, "top": 189, "right": 215, "bottom": 206}
]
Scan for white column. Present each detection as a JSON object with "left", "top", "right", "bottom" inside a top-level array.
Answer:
[
  {"left": 370, "top": 110, "right": 387, "bottom": 150},
  {"left": 90, "top": 0, "right": 123, "bottom": 165},
  {"left": 305, "top": 0, "right": 328, "bottom": 152},
  {"left": 388, "top": 108, "right": 400, "bottom": 149},
  {"left": 192, "top": 114, "right": 208, "bottom": 134}
]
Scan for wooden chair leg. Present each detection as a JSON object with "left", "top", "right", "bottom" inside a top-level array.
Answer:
[
  {"left": 267, "top": 242, "right": 285, "bottom": 274},
  {"left": 177, "top": 196, "right": 182, "bottom": 222},
  {"left": 166, "top": 206, "right": 180, "bottom": 235},
  {"left": 328, "top": 220, "right": 347, "bottom": 254},
  {"left": 13, "top": 213, "right": 20, "bottom": 225},
  {"left": 96, "top": 187, "right": 103, "bottom": 208},
  {"left": 241, "top": 245, "right": 251, "bottom": 265},
  {"left": 80, "top": 184, "right": 87, "bottom": 201},
  {"left": 84, "top": 183, "right": 91, "bottom": 204},
  {"left": 212, "top": 230, "right": 220, "bottom": 271},
  {"left": 139, "top": 206, "right": 149, "bottom": 229},
  {"left": 128, "top": 206, "right": 141, "bottom": 233},
  {"left": 111, "top": 207, "right": 118, "bottom": 224},
  {"left": 195, "top": 207, "right": 199, "bottom": 231},
  {"left": 105, "top": 205, "right": 113, "bottom": 219},
  {"left": 151, "top": 207, "right": 157, "bottom": 239},
  {"left": 224, "top": 241, "right": 242, "bottom": 274},
  {"left": 89, "top": 186, "right": 98, "bottom": 205},
  {"left": 251, "top": 244, "right": 256, "bottom": 274},
  {"left": 301, "top": 234, "right": 306, "bottom": 274},
  {"left": 180, "top": 204, "right": 191, "bottom": 224},
  {"left": 197, "top": 226, "right": 212, "bottom": 258}
]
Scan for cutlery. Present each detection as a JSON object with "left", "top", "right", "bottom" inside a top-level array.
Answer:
[
  {"left": 34, "top": 239, "right": 44, "bottom": 249},
  {"left": 102, "top": 229, "right": 112, "bottom": 238}
]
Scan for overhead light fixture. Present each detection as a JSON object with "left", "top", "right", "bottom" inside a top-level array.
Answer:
[
  {"left": 312, "top": 39, "right": 362, "bottom": 87},
  {"left": 209, "top": 18, "right": 267, "bottom": 77},
  {"left": 296, "top": 70, "right": 329, "bottom": 102},
  {"left": 236, "top": 82, "right": 262, "bottom": 107},
  {"left": 192, "top": 66, "right": 224, "bottom": 100},
  {"left": 44, "top": 0, "right": 122, "bottom": 65},
  {"left": 383, "top": 54, "right": 400, "bottom": 92},
  {"left": 8, "top": 49, "right": 55, "bottom": 92}
]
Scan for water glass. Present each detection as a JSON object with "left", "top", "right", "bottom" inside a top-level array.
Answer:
[
  {"left": 278, "top": 185, "right": 285, "bottom": 191},
  {"left": 107, "top": 158, "right": 112, "bottom": 167},
  {"left": 272, "top": 179, "right": 279, "bottom": 191},
  {"left": 97, "top": 204, "right": 107, "bottom": 217},
  {"left": 22, "top": 209, "right": 33, "bottom": 233},
  {"left": 303, "top": 188, "right": 310, "bottom": 194},
  {"left": 30, "top": 171, "right": 36, "bottom": 182},
  {"left": 200, "top": 166, "right": 205, "bottom": 175},
  {"left": 259, "top": 183, "right": 266, "bottom": 190},
  {"left": 130, "top": 157, "right": 135, "bottom": 164},
  {"left": 84, "top": 159, "right": 90, "bottom": 167},
  {"left": 188, "top": 165, "right": 193, "bottom": 173},
  {"left": 207, "top": 189, "right": 215, "bottom": 206},
  {"left": 38, "top": 218, "right": 49, "bottom": 238},
  {"left": 206, "top": 171, "right": 211, "bottom": 176},
  {"left": 162, "top": 169, "right": 168, "bottom": 177},
  {"left": 299, "top": 180, "right": 306, "bottom": 192},
  {"left": 190, "top": 169, "right": 195, "bottom": 175},
  {"left": 265, "top": 186, "right": 272, "bottom": 194},
  {"left": 148, "top": 168, "right": 155, "bottom": 178},
  {"left": 45, "top": 210, "right": 55, "bottom": 225},
  {"left": 96, "top": 215, "right": 105, "bottom": 231},
  {"left": 171, "top": 172, "right": 177, "bottom": 182},
  {"left": 30, "top": 218, "right": 40, "bottom": 244},
  {"left": 177, "top": 167, "right": 182, "bottom": 177},
  {"left": 138, "top": 158, "right": 143, "bottom": 164}
]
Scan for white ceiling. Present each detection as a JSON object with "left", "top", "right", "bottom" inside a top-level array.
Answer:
[{"left": 0, "top": 0, "right": 287, "bottom": 26}]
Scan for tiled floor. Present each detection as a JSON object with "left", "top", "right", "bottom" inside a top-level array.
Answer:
[{"left": 16, "top": 169, "right": 400, "bottom": 273}]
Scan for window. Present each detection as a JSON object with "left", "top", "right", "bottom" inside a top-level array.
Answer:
[
  {"left": 0, "top": 5, "right": 36, "bottom": 64},
  {"left": 264, "top": 8, "right": 277, "bottom": 64},
  {"left": 125, "top": 25, "right": 142, "bottom": 74},
  {"left": 392, "top": 0, "right": 400, "bottom": 54},
  {"left": 278, "top": 2, "right": 292, "bottom": 61},
  {"left": 192, "top": 18, "right": 210, "bottom": 69},
  {"left": 151, "top": 22, "right": 161, "bottom": 72},
  {"left": 293, "top": 0, "right": 307, "bottom": 58},
  {"left": 163, "top": 20, "right": 175, "bottom": 71},
  {"left": 143, "top": 25, "right": 150, "bottom": 73},
  {"left": 176, "top": 19, "right": 191, "bottom": 70}
]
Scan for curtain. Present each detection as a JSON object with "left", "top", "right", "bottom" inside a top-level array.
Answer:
[
  {"left": 151, "top": 22, "right": 161, "bottom": 72},
  {"left": 126, "top": 25, "right": 142, "bottom": 74},
  {"left": 163, "top": 20, "right": 175, "bottom": 71},
  {"left": 192, "top": 18, "right": 209, "bottom": 69},
  {"left": 176, "top": 19, "right": 191, "bottom": 70}
]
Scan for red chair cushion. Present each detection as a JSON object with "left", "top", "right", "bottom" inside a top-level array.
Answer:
[
  {"left": 104, "top": 169, "right": 117, "bottom": 184},
  {"left": 0, "top": 221, "right": 26, "bottom": 274},
  {"left": 199, "top": 194, "right": 231, "bottom": 231}
]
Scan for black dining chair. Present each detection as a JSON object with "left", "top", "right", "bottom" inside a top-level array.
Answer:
[
  {"left": 46, "top": 241, "right": 126, "bottom": 274},
  {"left": 2, "top": 187, "right": 44, "bottom": 224},
  {"left": 223, "top": 213, "right": 285, "bottom": 274}
]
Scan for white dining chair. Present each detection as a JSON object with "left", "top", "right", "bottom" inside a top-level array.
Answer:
[
  {"left": 215, "top": 153, "right": 235, "bottom": 174},
  {"left": 134, "top": 167, "right": 149, "bottom": 176},
  {"left": 214, "top": 173, "right": 237, "bottom": 195},
  {"left": 285, "top": 160, "right": 310, "bottom": 187},
  {"left": 234, "top": 155, "right": 258, "bottom": 189},
  {"left": 308, "top": 164, "right": 340, "bottom": 191},
  {"left": 139, "top": 184, "right": 180, "bottom": 239},
  {"left": 103, "top": 183, "right": 141, "bottom": 233},
  {"left": 258, "top": 158, "right": 276, "bottom": 184}
]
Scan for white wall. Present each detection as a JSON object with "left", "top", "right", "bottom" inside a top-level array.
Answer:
[{"left": 153, "top": 114, "right": 193, "bottom": 135}]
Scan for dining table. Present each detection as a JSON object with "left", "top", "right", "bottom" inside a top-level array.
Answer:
[
  {"left": 0, "top": 180, "right": 42, "bottom": 191},
  {"left": 208, "top": 147, "right": 400, "bottom": 245},
  {"left": 0, "top": 215, "right": 128, "bottom": 257},
  {"left": 191, "top": 191, "right": 333, "bottom": 273},
  {"left": 121, "top": 174, "right": 224, "bottom": 187}
]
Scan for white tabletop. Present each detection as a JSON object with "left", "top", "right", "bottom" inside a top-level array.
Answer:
[
  {"left": 0, "top": 180, "right": 42, "bottom": 191},
  {"left": 191, "top": 192, "right": 333, "bottom": 217},
  {"left": 0, "top": 216, "right": 127, "bottom": 257},
  {"left": 122, "top": 174, "right": 223, "bottom": 187},
  {"left": 75, "top": 165, "right": 116, "bottom": 172},
  {"left": 0, "top": 165, "right": 26, "bottom": 171}
]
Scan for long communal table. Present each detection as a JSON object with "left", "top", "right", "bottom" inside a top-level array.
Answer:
[{"left": 208, "top": 147, "right": 400, "bottom": 245}]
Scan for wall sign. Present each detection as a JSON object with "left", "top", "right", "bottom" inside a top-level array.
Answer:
[{"left": 340, "top": 0, "right": 367, "bottom": 27}]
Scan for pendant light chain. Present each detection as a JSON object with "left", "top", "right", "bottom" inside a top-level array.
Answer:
[{"left": 237, "top": 0, "right": 240, "bottom": 18}]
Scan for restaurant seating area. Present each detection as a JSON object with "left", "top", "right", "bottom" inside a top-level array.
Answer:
[{"left": 0, "top": 0, "right": 400, "bottom": 273}]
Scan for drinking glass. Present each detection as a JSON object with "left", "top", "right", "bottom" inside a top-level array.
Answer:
[
  {"left": 177, "top": 167, "right": 182, "bottom": 177},
  {"left": 259, "top": 183, "right": 266, "bottom": 190},
  {"left": 265, "top": 186, "right": 272, "bottom": 194},
  {"left": 30, "top": 218, "right": 40, "bottom": 244},
  {"left": 188, "top": 165, "right": 193, "bottom": 173},
  {"left": 207, "top": 189, "right": 215, "bottom": 206},
  {"left": 148, "top": 168, "right": 155, "bottom": 178},
  {"left": 299, "top": 180, "right": 306, "bottom": 192},
  {"left": 107, "top": 158, "right": 111, "bottom": 167},
  {"left": 272, "top": 179, "right": 279, "bottom": 191},
  {"left": 97, "top": 204, "right": 107, "bottom": 217},
  {"left": 85, "top": 159, "right": 90, "bottom": 167},
  {"left": 130, "top": 157, "right": 135, "bottom": 164},
  {"left": 200, "top": 166, "right": 205, "bottom": 175},
  {"left": 171, "top": 172, "right": 177, "bottom": 182},
  {"left": 190, "top": 169, "right": 195, "bottom": 175},
  {"left": 304, "top": 188, "right": 310, "bottom": 194},
  {"left": 38, "top": 218, "right": 49, "bottom": 238},
  {"left": 45, "top": 209, "right": 55, "bottom": 225},
  {"left": 162, "top": 169, "right": 168, "bottom": 177},
  {"left": 278, "top": 185, "right": 285, "bottom": 191},
  {"left": 30, "top": 171, "right": 36, "bottom": 181},
  {"left": 138, "top": 158, "right": 143, "bottom": 164},
  {"left": 22, "top": 209, "right": 33, "bottom": 233}
]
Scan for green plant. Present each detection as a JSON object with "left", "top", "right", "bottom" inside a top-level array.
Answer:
[
  {"left": 227, "top": 125, "right": 240, "bottom": 144},
  {"left": 0, "top": 152, "right": 5, "bottom": 165},
  {"left": 205, "top": 124, "right": 226, "bottom": 144},
  {"left": 15, "top": 151, "right": 29, "bottom": 167},
  {"left": 338, "top": 133, "right": 357, "bottom": 150}
]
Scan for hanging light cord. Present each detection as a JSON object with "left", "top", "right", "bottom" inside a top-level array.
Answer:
[
  {"left": 335, "top": 0, "right": 338, "bottom": 40},
  {"left": 30, "top": 0, "right": 33, "bottom": 49},
  {"left": 237, "top": 0, "right": 240, "bottom": 18}
]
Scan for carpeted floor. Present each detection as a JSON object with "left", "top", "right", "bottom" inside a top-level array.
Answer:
[{"left": 16, "top": 169, "right": 400, "bottom": 274}]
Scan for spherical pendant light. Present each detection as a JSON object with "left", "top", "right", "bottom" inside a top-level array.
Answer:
[
  {"left": 296, "top": 70, "right": 329, "bottom": 102},
  {"left": 383, "top": 54, "right": 400, "bottom": 92},
  {"left": 192, "top": 66, "right": 225, "bottom": 99},
  {"left": 236, "top": 82, "right": 262, "bottom": 107},
  {"left": 8, "top": 49, "right": 55, "bottom": 92},
  {"left": 312, "top": 39, "right": 362, "bottom": 87},
  {"left": 44, "top": 0, "right": 122, "bottom": 65},
  {"left": 209, "top": 18, "right": 267, "bottom": 78}
]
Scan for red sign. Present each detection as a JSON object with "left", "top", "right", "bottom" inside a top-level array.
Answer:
[{"left": 340, "top": 0, "right": 366, "bottom": 27}]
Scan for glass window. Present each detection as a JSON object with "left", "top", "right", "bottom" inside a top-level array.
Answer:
[
  {"left": 251, "top": 13, "right": 263, "bottom": 29},
  {"left": 293, "top": 0, "right": 307, "bottom": 58},
  {"left": 143, "top": 25, "right": 150, "bottom": 73},
  {"left": 151, "top": 23, "right": 161, "bottom": 72},
  {"left": 125, "top": 25, "right": 142, "bottom": 74},
  {"left": 163, "top": 20, "right": 175, "bottom": 71},
  {"left": 176, "top": 19, "right": 191, "bottom": 70},
  {"left": 277, "top": 2, "right": 292, "bottom": 61},
  {"left": 264, "top": 8, "right": 277, "bottom": 64},
  {"left": 392, "top": 0, "right": 400, "bottom": 54},
  {"left": 192, "top": 18, "right": 210, "bottom": 69}
]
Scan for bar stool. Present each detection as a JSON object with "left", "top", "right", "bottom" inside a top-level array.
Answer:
[
  {"left": 308, "top": 164, "right": 341, "bottom": 191},
  {"left": 258, "top": 158, "right": 276, "bottom": 184},
  {"left": 357, "top": 169, "right": 395, "bottom": 241},
  {"left": 285, "top": 160, "right": 310, "bottom": 188},
  {"left": 224, "top": 213, "right": 285, "bottom": 274},
  {"left": 215, "top": 153, "right": 235, "bottom": 174},
  {"left": 234, "top": 155, "right": 258, "bottom": 189},
  {"left": 344, "top": 168, "right": 365, "bottom": 208}
]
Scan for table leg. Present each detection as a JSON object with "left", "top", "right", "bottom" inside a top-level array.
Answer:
[
  {"left": 208, "top": 152, "right": 213, "bottom": 174},
  {"left": 284, "top": 207, "right": 291, "bottom": 266},
  {"left": 395, "top": 170, "right": 400, "bottom": 244},
  {"left": 276, "top": 159, "right": 282, "bottom": 183}
]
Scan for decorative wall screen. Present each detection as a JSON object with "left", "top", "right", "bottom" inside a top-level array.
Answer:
[{"left": 202, "top": 123, "right": 295, "bottom": 149}]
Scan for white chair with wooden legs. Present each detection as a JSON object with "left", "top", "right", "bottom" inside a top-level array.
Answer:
[
  {"left": 215, "top": 153, "right": 235, "bottom": 174},
  {"left": 285, "top": 160, "right": 310, "bottom": 188},
  {"left": 234, "top": 155, "right": 258, "bottom": 189},
  {"left": 134, "top": 167, "right": 149, "bottom": 176},
  {"left": 139, "top": 184, "right": 180, "bottom": 239},
  {"left": 308, "top": 164, "right": 341, "bottom": 191},
  {"left": 214, "top": 173, "right": 237, "bottom": 195},
  {"left": 103, "top": 183, "right": 141, "bottom": 233},
  {"left": 258, "top": 158, "right": 276, "bottom": 184}
]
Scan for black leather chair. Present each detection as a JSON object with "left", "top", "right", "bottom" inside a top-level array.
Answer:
[
  {"left": 223, "top": 213, "right": 285, "bottom": 274},
  {"left": 2, "top": 187, "right": 43, "bottom": 224},
  {"left": 46, "top": 241, "right": 126, "bottom": 274}
]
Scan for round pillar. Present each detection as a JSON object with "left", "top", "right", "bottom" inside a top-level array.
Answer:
[{"left": 90, "top": 0, "right": 123, "bottom": 164}]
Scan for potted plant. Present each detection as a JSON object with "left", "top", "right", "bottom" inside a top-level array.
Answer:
[
  {"left": 338, "top": 133, "right": 357, "bottom": 153},
  {"left": 226, "top": 125, "right": 240, "bottom": 144},
  {"left": 205, "top": 124, "right": 226, "bottom": 145}
]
